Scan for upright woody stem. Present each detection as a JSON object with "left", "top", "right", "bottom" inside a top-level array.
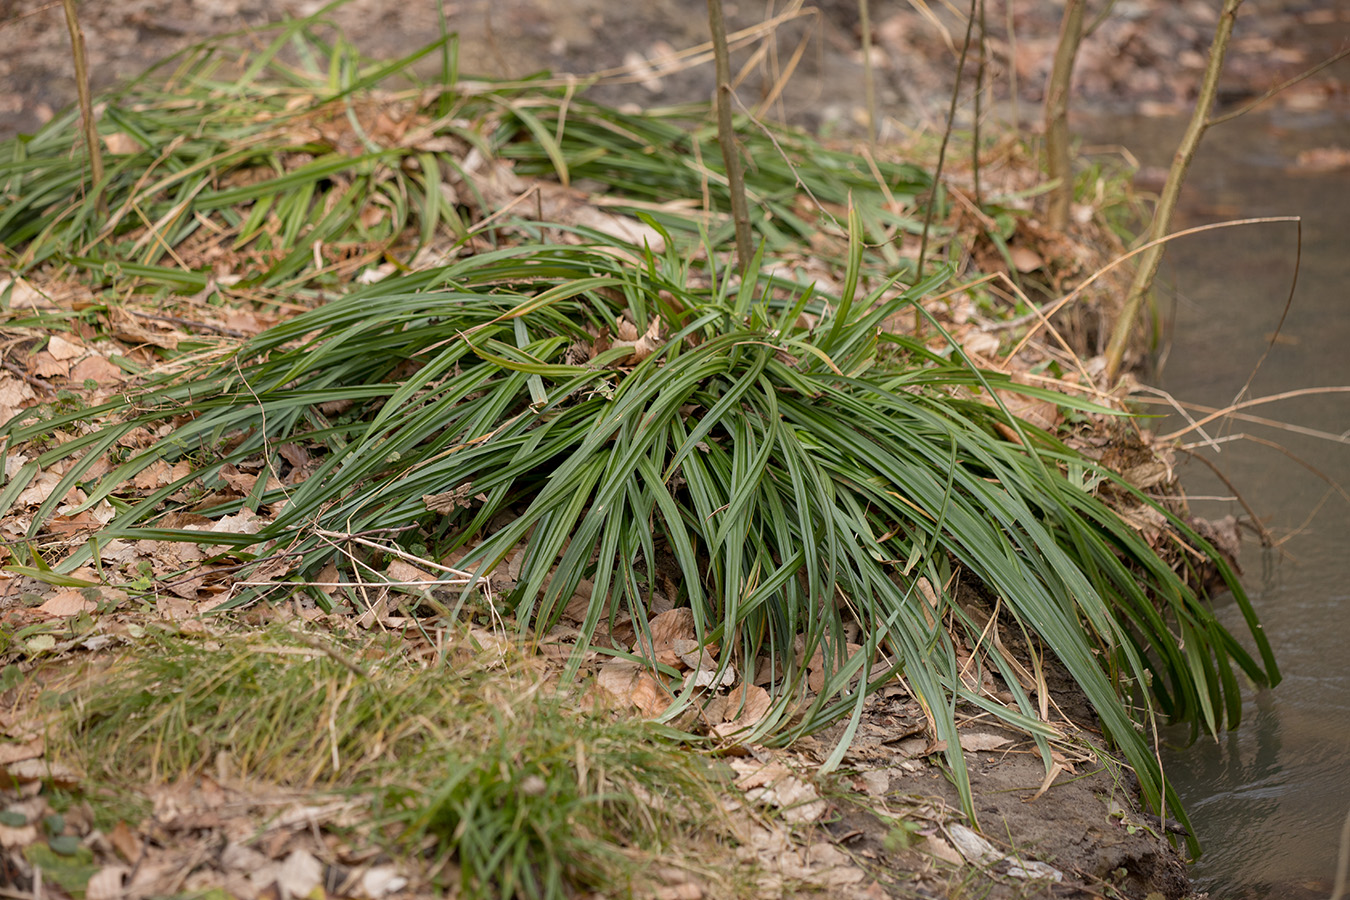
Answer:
[
  {"left": 1103, "top": 0, "right": 1244, "bottom": 383},
  {"left": 62, "top": 0, "right": 105, "bottom": 212},
  {"left": 705, "top": 0, "right": 754, "bottom": 275}
]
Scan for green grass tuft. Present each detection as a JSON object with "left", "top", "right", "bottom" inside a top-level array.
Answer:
[{"left": 56, "top": 627, "right": 724, "bottom": 900}]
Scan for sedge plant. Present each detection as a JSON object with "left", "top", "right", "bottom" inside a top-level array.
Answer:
[{"left": 0, "top": 10, "right": 1277, "bottom": 850}]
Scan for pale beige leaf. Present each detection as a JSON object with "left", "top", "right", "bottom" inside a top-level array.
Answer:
[
  {"left": 634, "top": 607, "right": 695, "bottom": 657},
  {"left": 961, "top": 331, "right": 1001, "bottom": 358},
  {"left": 596, "top": 658, "right": 643, "bottom": 702},
  {"left": 857, "top": 768, "right": 891, "bottom": 797},
  {"left": 958, "top": 731, "right": 1012, "bottom": 753},
  {"left": 359, "top": 865, "right": 409, "bottom": 899},
  {"left": 103, "top": 132, "right": 141, "bottom": 154},
  {"left": 1009, "top": 245, "right": 1043, "bottom": 272},
  {"left": 0, "top": 822, "right": 37, "bottom": 848},
  {"left": 85, "top": 865, "right": 130, "bottom": 900},
  {"left": 385, "top": 559, "right": 435, "bottom": 583},
  {"left": 924, "top": 834, "right": 964, "bottom": 866},
  {"left": 274, "top": 849, "right": 323, "bottom": 899},
  {"left": 36, "top": 589, "right": 96, "bottom": 619},
  {"left": 46, "top": 334, "right": 84, "bottom": 360},
  {"left": 712, "top": 683, "right": 771, "bottom": 738},
  {"left": 209, "top": 511, "right": 264, "bottom": 535},
  {"left": 0, "top": 736, "right": 44, "bottom": 765}
]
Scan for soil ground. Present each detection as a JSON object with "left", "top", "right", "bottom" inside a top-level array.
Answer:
[
  {"left": 2, "top": 0, "right": 1347, "bottom": 141},
  {"left": 1, "top": 2, "right": 1346, "bottom": 899}
]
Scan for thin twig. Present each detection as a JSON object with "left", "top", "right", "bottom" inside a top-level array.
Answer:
[
  {"left": 61, "top": 0, "right": 104, "bottom": 212},
  {"left": 916, "top": 0, "right": 979, "bottom": 312},
  {"left": 706, "top": 0, "right": 754, "bottom": 274},
  {"left": 1159, "top": 386, "right": 1350, "bottom": 443},
  {"left": 131, "top": 310, "right": 248, "bottom": 338},
  {"left": 1330, "top": 803, "right": 1350, "bottom": 900},
  {"left": 971, "top": 0, "right": 986, "bottom": 208},
  {"left": 859, "top": 0, "right": 877, "bottom": 150},
  {"left": 1043, "top": 0, "right": 1085, "bottom": 232},
  {"left": 1230, "top": 218, "right": 1301, "bottom": 407},
  {"left": 1103, "top": 0, "right": 1244, "bottom": 382},
  {"left": 1208, "top": 46, "right": 1350, "bottom": 128},
  {"left": 1, "top": 360, "right": 57, "bottom": 395},
  {"left": 1176, "top": 448, "right": 1272, "bottom": 546}
]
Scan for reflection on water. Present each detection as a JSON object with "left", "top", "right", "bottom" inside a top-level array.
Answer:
[{"left": 1081, "top": 110, "right": 1350, "bottom": 897}]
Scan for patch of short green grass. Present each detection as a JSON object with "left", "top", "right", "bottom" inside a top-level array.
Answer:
[{"left": 53, "top": 627, "right": 727, "bottom": 900}]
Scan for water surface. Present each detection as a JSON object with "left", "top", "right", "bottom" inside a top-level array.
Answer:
[{"left": 1084, "top": 109, "right": 1350, "bottom": 898}]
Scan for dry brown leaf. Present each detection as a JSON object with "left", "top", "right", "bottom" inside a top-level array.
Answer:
[
  {"left": 857, "top": 769, "right": 891, "bottom": 797},
  {"left": 731, "top": 759, "right": 827, "bottom": 824},
  {"left": 208, "top": 511, "right": 265, "bottom": 536},
  {"left": 109, "top": 821, "right": 143, "bottom": 864},
  {"left": 596, "top": 658, "right": 644, "bottom": 700},
  {"left": 5, "top": 756, "right": 79, "bottom": 787},
  {"left": 924, "top": 834, "right": 964, "bottom": 866},
  {"left": 961, "top": 331, "right": 1001, "bottom": 359},
  {"left": 29, "top": 351, "right": 68, "bottom": 378},
  {"left": 0, "top": 375, "right": 38, "bottom": 424},
  {"left": 46, "top": 334, "right": 85, "bottom": 360},
  {"left": 0, "top": 822, "right": 38, "bottom": 849},
  {"left": 995, "top": 388, "right": 1062, "bottom": 433},
  {"left": 104, "top": 132, "right": 141, "bottom": 154},
  {"left": 630, "top": 672, "right": 673, "bottom": 718},
  {"left": 634, "top": 607, "right": 696, "bottom": 658},
  {"left": 712, "top": 683, "right": 771, "bottom": 738},
  {"left": 86, "top": 866, "right": 130, "bottom": 900},
  {"left": 359, "top": 865, "right": 410, "bottom": 898},
  {"left": 69, "top": 355, "right": 126, "bottom": 384},
  {"left": 957, "top": 731, "right": 1012, "bottom": 753},
  {"left": 0, "top": 277, "right": 54, "bottom": 309},
  {"left": 218, "top": 466, "right": 258, "bottom": 494},
  {"left": 132, "top": 460, "right": 174, "bottom": 491},
  {"left": 384, "top": 559, "right": 436, "bottom": 584},
  {"left": 1008, "top": 245, "right": 1044, "bottom": 273},
  {"left": 278, "top": 849, "right": 323, "bottom": 897},
  {"left": 35, "top": 589, "right": 96, "bottom": 619},
  {"left": 0, "top": 737, "right": 44, "bottom": 766}
]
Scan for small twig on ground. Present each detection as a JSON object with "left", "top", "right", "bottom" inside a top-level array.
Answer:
[
  {"left": 1, "top": 360, "right": 57, "bottom": 394},
  {"left": 131, "top": 310, "right": 248, "bottom": 338},
  {"left": 971, "top": 0, "right": 986, "bottom": 208}
]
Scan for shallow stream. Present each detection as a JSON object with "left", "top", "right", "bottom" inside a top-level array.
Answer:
[{"left": 1085, "top": 109, "right": 1350, "bottom": 899}]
